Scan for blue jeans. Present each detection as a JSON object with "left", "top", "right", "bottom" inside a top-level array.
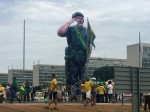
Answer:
[{"left": 10, "top": 89, "right": 20, "bottom": 103}]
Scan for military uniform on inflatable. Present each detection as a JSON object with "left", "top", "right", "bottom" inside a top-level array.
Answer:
[{"left": 58, "top": 12, "right": 92, "bottom": 86}]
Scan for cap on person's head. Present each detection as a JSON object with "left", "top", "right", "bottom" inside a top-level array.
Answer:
[
  {"left": 92, "top": 77, "right": 96, "bottom": 81},
  {"left": 72, "top": 12, "right": 84, "bottom": 18}
]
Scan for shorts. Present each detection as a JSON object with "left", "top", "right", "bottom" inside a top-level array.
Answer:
[
  {"left": 81, "top": 92, "right": 86, "bottom": 100},
  {"left": 86, "top": 91, "right": 91, "bottom": 99},
  {"left": 49, "top": 91, "right": 57, "bottom": 100}
]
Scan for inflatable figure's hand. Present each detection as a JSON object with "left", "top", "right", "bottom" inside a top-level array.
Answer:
[{"left": 69, "top": 18, "right": 76, "bottom": 25}]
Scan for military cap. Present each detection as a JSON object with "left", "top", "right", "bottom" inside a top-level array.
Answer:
[{"left": 72, "top": 12, "right": 84, "bottom": 18}]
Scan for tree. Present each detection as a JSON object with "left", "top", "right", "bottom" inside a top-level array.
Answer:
[{"left": 93, "top": 66, "right": 114, "bottom": 81}]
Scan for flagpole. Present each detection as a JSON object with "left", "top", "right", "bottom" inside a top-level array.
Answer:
[
  {"left": 139, "top": 32, "right": 141, "bottom": 68},
  {"left": 86, "top": 18, "right": 89, "bottom": 78},
  {"left": 86, "top": 17, "right": 96, "bottom": 78},
  {"left": 23, "top": 20, "right": 25, "bottom": 81},
  {"left": 138, "top": 32, "right": 141, "bottom": 110}
]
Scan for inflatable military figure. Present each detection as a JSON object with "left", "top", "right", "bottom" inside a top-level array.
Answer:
[{"left": 57, "top": 12, "right": 94, "bottom": 86}]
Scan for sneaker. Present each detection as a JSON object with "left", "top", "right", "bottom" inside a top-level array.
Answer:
[
  {"left": 84, "top": 103, "right": 87, "bottom": 107},
  {"left": 91, "top": 103, "right": 94, "bottom": 106},
  {"left": 53, "top": 107, "right": 58, "bottom": 109}
]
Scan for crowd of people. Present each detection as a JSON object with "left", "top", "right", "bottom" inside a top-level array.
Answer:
[
  {"left": 0, "top": 77, "right": 36, "bottom": 103},
  {"left": 63, "top": 77, "right": 116, "bottom": 106},
  {"left": 0, "top": 77, "right": 116, "bottom": 102},
  {"left": 0, "top": 74, "right": 118, "bottom": 110}
]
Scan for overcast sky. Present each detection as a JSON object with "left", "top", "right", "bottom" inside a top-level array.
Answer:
[{"left": 0, "top": 0, "right": 150, "bottom": 73}]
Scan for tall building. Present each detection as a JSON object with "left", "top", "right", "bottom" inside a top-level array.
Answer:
[
  {"left": 5, "top": 57, "right": 127, "bottom": 86},
  {"left": 33, "top": 58, "right": 127, "bottom": 86},
  {"left": 127, "top": 43, "right": 150, "bottom": 68},
  {"left": 8, "top": 69, "right": 33, "bottom": 85},
  {"left": 0, "top": 73, "right": 8, "bottom": 84},
  {"left": 33, "top": 64, "right": 65, "bottom": 86},
  {"left": 89, "top": 57, "right": 127, "bottom": 67},
  {"left": 87, "top": 57, "right": 127, "bottom": 76}
]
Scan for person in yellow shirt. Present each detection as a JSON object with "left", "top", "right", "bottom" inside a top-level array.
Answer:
[
  {"left": 97, "top": 83, "right": 106, "bottom": 103},
  {"left": 0, "top": 85, "right": 6, "bottom": 97},
  {"left": 91, "top": 78, "right": 98, "bottom": 105},
  {"left": 84, "top": 77, "right": 92, "bottom": 106},
  {"left": 48, "top": 74, "right": 58, "bottom": 109},
  {"left": 0, "top": 85, "right": 6, "bottom": 103}
]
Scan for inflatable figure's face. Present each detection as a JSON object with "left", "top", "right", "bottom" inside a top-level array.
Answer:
[{"left": 76, "top": 16, "right": 84, "bottom": 27}]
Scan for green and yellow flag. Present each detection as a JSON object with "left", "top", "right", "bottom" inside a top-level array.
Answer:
[
  {"left": 87, "top": 18, "right": 96, "bottom": 48},
  {"left": 72, "top": 26, "right": 88, "bottom": 51}
]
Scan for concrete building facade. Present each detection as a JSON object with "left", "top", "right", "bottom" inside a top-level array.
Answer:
[
  {"left": 89, "top": 57, "right": 127, "bottom": 67},
  {"left": 127, "top": 43, "right": 150, "bottom": 68},
  {"left": 3, "top": 57, "right": 127, "bottom": 86},
  {"left": 33, "top": 64, "right": 65, "bottom": 86},
  {"left": 33, "top": 58, "right": 127, "bottom": 86},
  {"left": 86, "top": 57, "right": 127, "bottom": 77},
  {"left": 0, "top": 73, "right": 8, "bottom": 84},
  {"left": 8, "top": 69, "right": 33, "bottom": 85}
]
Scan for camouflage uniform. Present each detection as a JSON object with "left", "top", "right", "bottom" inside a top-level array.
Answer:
[{"left": 65, "top": 25, "right": 90, "bottom": 85}]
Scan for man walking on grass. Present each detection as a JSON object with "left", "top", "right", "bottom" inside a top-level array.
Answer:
[{"left": 48, "top": 74, "right": 58, "bottom": 109}]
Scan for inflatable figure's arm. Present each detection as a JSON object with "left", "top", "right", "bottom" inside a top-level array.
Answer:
[{"left": 57, "top": 18, "right": 76, "bottom": 37}]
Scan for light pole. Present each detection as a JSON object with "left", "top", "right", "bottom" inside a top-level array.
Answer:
[{"left": 23, "top": 20, "right": 25, "bottom": 81}]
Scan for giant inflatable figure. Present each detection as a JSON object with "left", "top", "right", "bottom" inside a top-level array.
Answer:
[{"left": 57, "top": 12, "right": 95, "bottom": 86}]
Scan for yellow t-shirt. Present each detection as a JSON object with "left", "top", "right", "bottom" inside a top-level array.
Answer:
[
  {"left": 0, "top": 86, "right": 5, "bottom": 93},
  {"left": 0, "top": 86, "right": 6, "bottom": 98},
  {"left": 80, "top": 84, "right": 85, "bottom": 92},
  {"left": 97, "top": 86, "right": 105, "bottom": 95},
  {"left": 85, "top": 81, "right": 92, "bottom": 92},
  {"left": 49, "top": 78, "right": 57, "bottom": 91}
]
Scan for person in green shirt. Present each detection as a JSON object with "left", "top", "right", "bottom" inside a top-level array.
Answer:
[
  {"left": 24, "top": 81, "right": 31, "bottom": 102},
  {"left": 10, "top": 77, "right": 21, "bottom": 103}
]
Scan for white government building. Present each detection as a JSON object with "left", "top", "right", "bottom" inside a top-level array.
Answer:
[
  {"left": 127, "top": 43, "right": 150, "bottom": 68},
  {"left": 5, "top": 57, "right": 126, "bottom": 86},
  {"left": 0, "top": 73, "right": 8, "bottom": 84},
  {"left": 1, "top": 43, "right": 150, "bottom": 86},
  {"left": 32, "top": 57, "right": 127, "bottom": 86}
]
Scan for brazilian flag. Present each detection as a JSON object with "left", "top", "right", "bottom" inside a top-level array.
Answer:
[
  {"left": 19, "top": 86, "right": 27, "bottom": 95},
  {"left": 87, "top": 18, "right": 96, "bottom": 48}
]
